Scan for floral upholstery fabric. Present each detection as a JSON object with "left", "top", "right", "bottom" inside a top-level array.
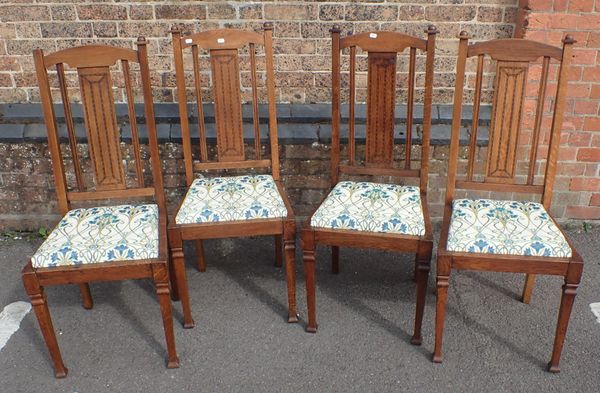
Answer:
[
  {"left": 310, "top": 181, "right": 426, "bottom": 236},
  {"left": 31, "top": 204, "right": 159, "bottom": 268},
  {"left": 447, "top": 199, "right": 572, "bottom": 257},
  {"left": 175, "top": 174, "right": 287, "bottom": 224}
]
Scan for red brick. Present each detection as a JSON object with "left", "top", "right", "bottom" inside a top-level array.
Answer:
[
  {"left": 558, "top": 146, "right": 578, "bottom": 161},
  {"left": 569, "top": 0, "right": 595, "bottom": 12},
  {"left": 557, "top": 162, "right": 586, "bottom": 176},
  {"left": 582, "top": 67, "right": 600, "bottom": 82},
  {"left": 565, "top": 206, "right": 600, "bottom": 219},
  {"left": 591, "top": 85, "right": 600, "bottom": 99},
  {"left": 554, "top": 0, "right": 569, "bottom": 12},
  {"left": 573, "top": 49, "right": 597, "bottom": 65},
  {"left": 570, "top": 177, "right": 600, "bottom": 191},
  {"left": 576, "top": 147, "right": 600, "bottom": 161},
  {"left": 567, "top": 83, "right": 591, "bottom": 98},
  {"left": 578, "top": 14, "right": 600, "bottom": 29},
  {"left": 590, "top": 193, "right": 600, "bottom": 206},
  {"left": 587, "top": 32, "right": 600, "bottom": 48},
  {"left": 584, "top": 117, "right": 600, "bottom": 130},
  {"left": 551, "top": 14, "right": 579, "bottom": 29},
  {"left": 574, "top": 100, "right": 599, "bottom": 115},
  {"left": 569, "top": 132, "right": 592, "bottom": 146}
]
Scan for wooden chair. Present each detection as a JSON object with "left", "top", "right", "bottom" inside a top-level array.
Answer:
[
  {"left": 301, "top": 26, "right": 438, "bottom": 344},
  {"left": 433, "top": 33, "right": 582, "bottom": 373},
  {"left": 23, "top": 39, "right": 179, "bottom": 378},
  {"left": 169, "top": 23, "right": 297, "bottom": 328}
]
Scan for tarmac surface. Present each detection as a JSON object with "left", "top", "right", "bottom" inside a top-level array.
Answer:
[{"left": 0, "top": 227, "right": 599, "bottom": 392}]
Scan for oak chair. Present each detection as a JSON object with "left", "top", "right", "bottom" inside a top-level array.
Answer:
[
  {"left": 23, "top": 40, "right": 179, "bottom": 378},
  {"left": 301, "top": 27, "right": 438, "bottom": 344},
  {"left": 433, "top": 33, "right": 582, "bottom": 373},
  {"left": 169, "top": 23, "right": 297, "bottom": 328}
]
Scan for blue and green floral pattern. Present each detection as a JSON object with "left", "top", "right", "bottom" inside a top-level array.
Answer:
[
  {"left": 175, "top": 174, "right": 287, "bottom": 224},
  {"left": 447, "top": 199, "right": 572, "bottom": 257},
  {"left": 310, "top": 181, "right": 426, "bottom": 236},
  {"left": 31, "top": 204, "right": 159, "bottom": 268}
]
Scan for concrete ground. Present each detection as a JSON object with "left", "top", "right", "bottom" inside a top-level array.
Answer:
[{"left": 0, "top": 227, "right": 599, "bottom": 393}]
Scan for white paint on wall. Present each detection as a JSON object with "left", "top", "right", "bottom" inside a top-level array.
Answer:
[
  {"left": 0, "top": 301, "right": 31, "bottom": 351},
  {"left": 590, "top": 302, "right": 600, "bottom": 324}
]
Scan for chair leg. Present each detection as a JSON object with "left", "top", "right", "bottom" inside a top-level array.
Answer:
[
  {"left": 521, "top": 274, "right": 536, "bottom": 304},
  {"left": 151, "top": 263, "right": 180, "bottom": 369},
  {"left": 22, "top": 265, "right": 68, "bottom": 378},
  {"left": 412, "top": 254, "right": 419, "bottom": 282},
  {"left": 78, "top": 283, "right": 93, "bottom": 310},
  {"left": 411, "top": 242, "right": 432, "bottom": 345},
  {"left": 302, "top": 229, "right": 317, "bottom": 333},
  {"left": 169, "top": 229, "right": 195, "bottom": 329},
  {"left": 433, "top": 256, "right": 451, "bottom": 363},
  {"left": 547, "top": 265, "right": 581, "bottom": 373},
  {"left": 283, "top": 221, "right": 298, "bottom": 323},
  {"left": 275, "top": 234, "right": 283, "bottom": 268},
  {"left": 331, "top": 246, "right": 339, "bottom": 274},
  {"left": 195, "top": 239, "right": 206, "bottom": 272}
]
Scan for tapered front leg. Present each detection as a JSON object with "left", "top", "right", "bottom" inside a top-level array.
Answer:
[
  {"left": 412, "top": 241, "right": 432, "bottom": 346},
  {"left": 78, "top": 283, "right": 93, "bottom": 310},
  {"left": 331, "top": 246, "right": 339, "bottom": 274},
  {"left": 275, "top": 234, "right": 283, "bottom": 268},
  {"left": 548, "top": 262, "right": 582, "bottom": 373},
  {"left": 152, "top": 263, "right": 180, "bottom": 369},
  {"left": 168, "top": 228, "right": 194, "bottom": 328},
  {"left": 302, "top": 229, "right": 317, "bottom": 333},
  {"left": 195, "top": 239, "right": 206, "bottom": 272},
  {"left": 283, "top": 221, "right": 298, "bottom": 323},
  {"left": 433, "top": 255, "right": 451, "bottom": 363},
  {"left": 521, "top": 274, "right": 536, "bottom": 304},
  {"left": 22, "top": 264, "right": 68, "bottom": 378}
]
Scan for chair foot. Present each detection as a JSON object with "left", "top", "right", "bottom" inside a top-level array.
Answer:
[
  {"left": 432, "top": 354, "right": 443, "bottom": 363},
  {"left": 167, "top": 357, "right": 180, "bottom": 369},
  {"left": 183, "top": 320, "right": 195, "bottom": 329},
  {"left": 305, "top": 325, "right": 317, "bottom": 333},
  {"left": 287, "top": 313, "right": 299, "bottom": 323},
  {"left": 410, "top": 336, "right": 422, "bottom": 346},
  {"left": 547, "top": 362, "right": 560, "bottom": 373},
  {"left": 54, "top": 368, "right": 68, "bottom": 379}
]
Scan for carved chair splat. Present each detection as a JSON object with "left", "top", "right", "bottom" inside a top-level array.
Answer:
[
  {"left": 301, "top": 26, "right": 438, "bottom": 345},
  {"left": 24, "top": 39, "right": 179, "bottom": 378},
  {"left": 169, "top": 23, "right": 297, "bottom": 327},
  {"left": 433, "top": 32, "right": 583, "bottom": 373}
]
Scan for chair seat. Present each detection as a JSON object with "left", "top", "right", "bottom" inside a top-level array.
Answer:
[
  {"left": 310, "top": 181, "right": 426, "bottom": 236},
  {"left": 175, "top": 174, "right": 287, "bottom": 225},
  {"left": 447, "top": 198, "right": 572, "bottom": 258},
  {"left": 32, "top": 204, "right": 159, "bottom": 268}
]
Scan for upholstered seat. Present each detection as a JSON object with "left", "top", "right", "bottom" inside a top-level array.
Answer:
[
  {"left": 175, "top": 174, "right": 287, "bottom": 225},
  {"left": 32, "top": 204, "right": 159, "bottom": 268},
  {"left": 447, "top": 199, "right": 571, "bottom": 257},
  {"left": 310, "top": 181, "right": 426, "bottom": 236}
]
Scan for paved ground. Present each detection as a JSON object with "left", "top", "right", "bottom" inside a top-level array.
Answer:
[{"left": 0, "top": 227, "right": 599, "bottom": 393}]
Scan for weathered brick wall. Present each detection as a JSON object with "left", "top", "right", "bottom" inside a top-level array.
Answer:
[
  {"left": 0, "top": 1, "right": 518, "bottom": 104},
  {"left": 523, "top": 0, "right": 600, "bottom": 219}
]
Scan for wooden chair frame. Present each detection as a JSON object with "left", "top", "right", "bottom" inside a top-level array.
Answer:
[
  {"left": 301, "top": 26, "right": 438, "bottom": 345},
  {"left": 24, "top": 39, "right": 179, "bottom": 378},
  {"left": 168, "top": 23, "right": 297, "bottom": 328},
  {"left": 433, "top": 33, "right": 583, "bottom": 373}
]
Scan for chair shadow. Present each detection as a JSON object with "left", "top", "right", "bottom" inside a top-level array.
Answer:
[{"left": 461, "top": 271, "right": 522, "bottom": 301}]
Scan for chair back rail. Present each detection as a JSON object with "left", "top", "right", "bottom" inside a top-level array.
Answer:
[
  {"left": 330, "top": 27, "right": 438, "bottom": 192},
  {"left": 171, "top": 23, "right": 280, "bottom": 186},
  {"left": 33, "top": 39, "right": 166, "bottom": 216},
  {"left": 445, "top": 33, "right": 575, "bottom": 210}
]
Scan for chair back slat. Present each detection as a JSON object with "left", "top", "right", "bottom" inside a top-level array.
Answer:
[
  {"left": 467, "top": 54, "right": 485, "bottom": 181},
  {"left": 56, "top": 62, "right": 85, "bottom": 191},
  {"left": 405, "top": 47, "right": 417, "bottom": 169},
  {"left": 33, "top": 39, "right": 166, "bottom": 215},
  {"left": 348, "top": 45, "right": 356, "bottom": 166},
  {"left": 527, "top": 56, "right": 550, "bottom": 185},
  {"left": 191, "top": 44, "right": 209, "bottom": 162},
  {"left": 121, "top": 59, "right": 144, "bottom": 188},
  {"left": 249, "top": 43, "right": 261, "bottom": 160}
]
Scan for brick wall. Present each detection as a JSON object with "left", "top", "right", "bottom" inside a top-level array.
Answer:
[
  {"left": 0, "top": 1, "right": 518, "bottom": 104},
  {"left": 524, "top": 0, "right": 600, "bottom": 219}
]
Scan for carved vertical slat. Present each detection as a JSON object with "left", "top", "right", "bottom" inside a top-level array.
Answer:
[
  {"left": 263, "top": 23, "right": 280, "bottom": 180},
  {"left": 210, "top": 48, "right": 245, "bottom": 162},
  {"left": 249, "top": 43, "right": 261, "bottom": 160},
  {"left": 57, "top": 63, "right": 85, "bottom": 191},
  {"left": 365, "top": 52, "right": 397, "bottom": 167},
  {"left": 78, "top": 66, "right": 126, "bottom": 191},
  {"left": 330, "top": 27, "right": 342, "bottom": 185},
  {"left": 485, "top": 60, "right": 528, "bottom": 183},
  {"left": 122, "top": 60, "right": 144, "bottom": 188},
  {"left": 467, "top": 54, "right": 484, "bottom": 181},
  {"left": 420, "top": 26, "right": 438, "bottom": 192},
  {"left": 348, "top": 45, "right": 356, "bottom": 166},
  {"left": 528, "top": 56, "right": 550, "bottom": 185},
  {"left": 192, "top": 44, "right": 209, "bottom": 162},
  {"left": 405, "top": 47, "right": 416, "bottom": 169}
]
